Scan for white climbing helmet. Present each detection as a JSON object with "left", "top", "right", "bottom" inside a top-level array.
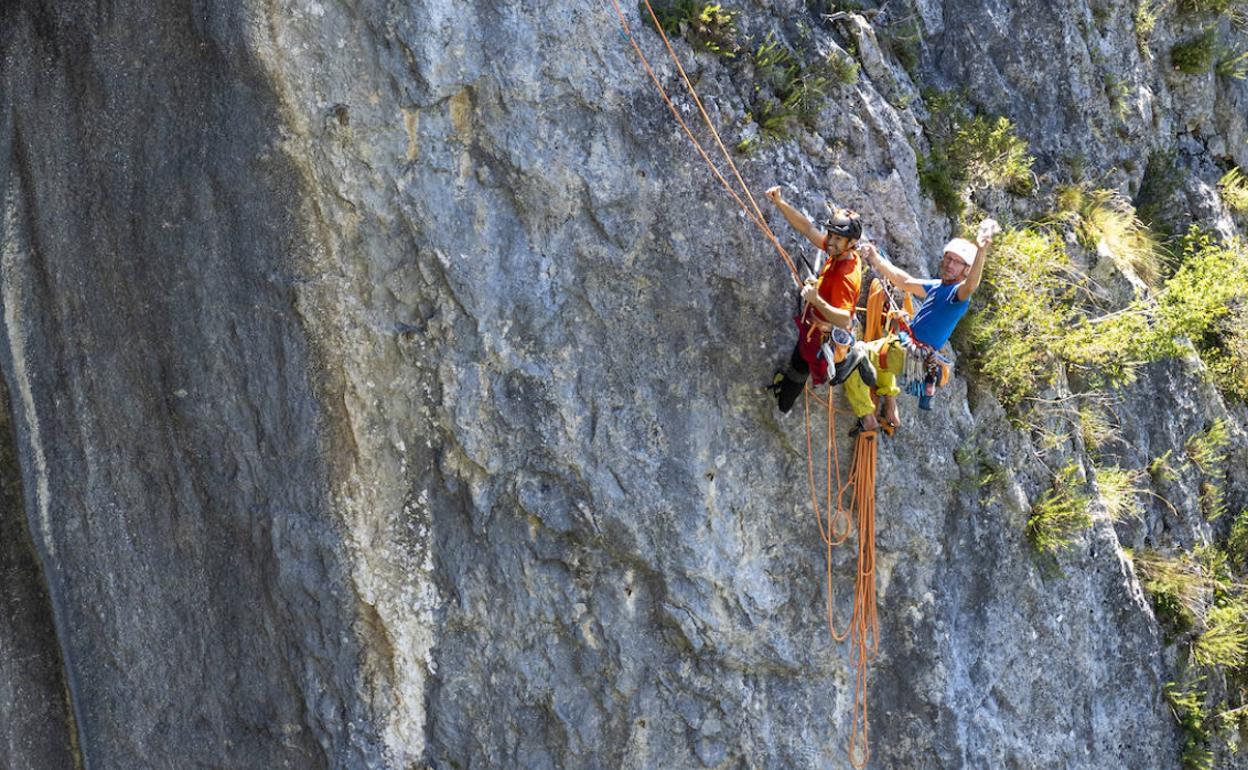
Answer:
[{"left": 942, "top": 238, "right": 978, "bottom": 266}]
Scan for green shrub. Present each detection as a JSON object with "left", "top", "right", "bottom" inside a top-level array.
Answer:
[
  {"left": 1161, "top": 233, "right": 1248, "bottom": 401},
  {"left": 953, "top": 441, "right": 1002, "bottom": 492},
  {"left": 1220, "top": 168, "right": 1248, "bottom": 213},
  {"left": 1159, "top": 232, "right": 1241, "bottom": 336},
  {"left": 1027, "top": 462, "right": 1093, "bottom": 556},
  {"left": 753, "top": 33, "right": 798, "bottom": 87},
  {"left": 1135, "top": 0, "right": 1165, "bottom": 51},
  {"left": 1055, "top": 186, "right": 1164, "bottom": 286},
  {"left": 1172, "top": 28, "right": 1219, "bottom": 73},
  {"left": 1145, "top": 512, "right": 1248, "bottom": 767},
  {"left": 918, "top": 150, "right": 966, "bottom": 218},
  {"left": 1136, "top": 549, "right": 1221, "bottom": 632},
  {"left": 1228, "top": 509, "right": 1248, "bottom": 567},
  {"left": 1053, "top": 182, "right": 1086, "bottom": 216},
  {"left": 1150, "top": 449, "right": 1181, "bottom": 485},
  {"left": 1194, "top": 602, "right": 1248, "bottom": 667},
  {"left": 1166, "top": 680, "right": 1215, "bottom": 770},
  {"left": 1207, "top": 306, "right": 1248, "bottom": 402},
  {"left": 784, "top": 69, "right": 832, "bottom": 119},
  {"left": 1187, "top": 419, "right": 1230, "bottom": 473},
  {"left": 1204, "top": 537, "right": 1237, "bottom": 585},
  {"left": 959, "top": 228, "right": 1077, "bottom": 407},
  {"left": 1095, "top": 465, "right": 1146, "bottom": 521},
  {"left": 1186, "top": 419, "right": 1232, "bottom": 520},
  {"left": 643, "top": 1, "right": 741, "bottom": 57},
  {"left": 748, "top": 98, "right": 798, "bottom": 142},
  {"left": 825, "top": 49, "right": 860, "bottom": 85},
  {"left": 880, "top": 21, "right": 922, "bottom": 75},
  {"left": 1136, "top": 547, "right": 1248, "bottom": 661},
  {"left": 957, "top": 116, "right": 1036, "bottom": 195},
  {"left": 1104, "top": 73, "right": 1132, "bottom": 119},
  {"left": 1216, "top": 47, "right": 1248, "bottom": 78},
  {"left": 1079, "top": 402, "right": 1118, "bottom": 456},
  {"left": 1058, "top": 302, "right": 1159, "bottom": 387},
  {"left": 1062, "top": 232, "right": 1248, "bottom": 397},
  {"left": 1177, "top": 0, "right": 1248, "bottom": 12},
  {"left": 919, "top": 92, "right": 1035, "bottom": 216},
  {"left": 744, "top": 34, "right": 843, "bottom": 143},
  {"left": 959, "top": 220, "right": 1247, "bottom": 407},
  {"left": 1201, "top": 480, "right": 1228, "bottom": 521}
]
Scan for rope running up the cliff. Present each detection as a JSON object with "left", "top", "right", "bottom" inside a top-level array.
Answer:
[
  {"left": 607, "top": 3, "right": 881, "bottom": 766},
  {"left": 605, "top": 0, "right": 801, "bottom": 285}
]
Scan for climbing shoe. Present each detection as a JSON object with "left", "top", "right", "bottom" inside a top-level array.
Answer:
[
  {"left": 767, "top": 370, "right": 805, "bottom": 414},
  {"left": 850, "top": 341, "right": 877, "bottom": 388},
  {"left": 828, "top": 341, "right": 877, "bottom": 388}
]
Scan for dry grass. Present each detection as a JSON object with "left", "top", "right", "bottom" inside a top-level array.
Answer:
[{"left": 1056, "top": 185, "right": 1165, "bottom": 286}]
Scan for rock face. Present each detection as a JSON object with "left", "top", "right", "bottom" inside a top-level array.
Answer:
[
  {"left": 1, "top": 4, "right": 386, "bottom": 767},
  {"left": 0, "top": 1, "right": 1245, "bottom": 769},
  {"left": 0, "top": 379, "right": 76, "bottom": 770}
]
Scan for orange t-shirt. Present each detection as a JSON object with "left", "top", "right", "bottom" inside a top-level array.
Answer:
[{"left": 810, "top": 248, "right": 862, "bottom": 325}]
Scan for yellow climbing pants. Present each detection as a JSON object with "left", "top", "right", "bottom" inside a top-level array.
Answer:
[{"left": 844, "top": 336, "right": 906, "bottom": 417}]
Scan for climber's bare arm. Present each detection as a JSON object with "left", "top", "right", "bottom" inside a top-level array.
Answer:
[
  {"left": 765, "top": 186, "right": 827, "bottom": 251},
  {"left": 957, "top": 220, "right": 998, "bottom": 301},
  {"left": 860, "top": 243, "right": 929, "bottom": 298}
]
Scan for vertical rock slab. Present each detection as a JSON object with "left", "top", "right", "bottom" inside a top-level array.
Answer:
[
  {"left": 0, "top": 0, "right": 1237, "bottom": 767},
  {"left": 255, "top": 1, "right": 1194, "bottom": 767},
  {"left": 0, "top": 377, "right": 77, "bottom": 770},
  {"left": 0, "top": 4, "right": 383, "bottom": 767}
]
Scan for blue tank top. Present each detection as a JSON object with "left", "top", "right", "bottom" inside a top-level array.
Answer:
[{"left": 910, "top": 280, "right": 970, "bottom": 349}]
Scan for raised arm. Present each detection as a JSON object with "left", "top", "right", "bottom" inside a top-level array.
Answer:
[
  {"left": 765, "top": 186, "right": 827, "bottom": 251},
  {"left": 860, "top": 243, "right": 930, "bottom": 298},
  {"left": 957, "top": 219, "right": 999, "bottom": 301}
]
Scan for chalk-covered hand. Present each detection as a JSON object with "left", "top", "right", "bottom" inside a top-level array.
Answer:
[{"left": 977, "top": 218, "right": 1001, "bottom": 248}]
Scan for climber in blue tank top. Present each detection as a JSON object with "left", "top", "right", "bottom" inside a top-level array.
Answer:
[
  {"left": 862, "top": 221, "right": 998, "bottom": 347},
  {"left": 846, "top": 220, "right": 998, "bottom": 432},
  {"left": 909, "top": 273, "right": 972, "bottom": 350}
]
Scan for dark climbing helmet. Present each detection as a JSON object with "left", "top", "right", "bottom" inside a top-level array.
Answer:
[{"left": 824, "top": 207, "right": 863, "bottom": 242}]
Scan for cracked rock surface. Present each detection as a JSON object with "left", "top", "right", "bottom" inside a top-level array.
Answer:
[{"left": 1, "top": 0, "right": 1245, "bottom": 768}]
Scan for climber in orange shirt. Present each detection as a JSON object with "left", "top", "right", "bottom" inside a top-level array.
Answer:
[{"left": 764, "top": 186, "right": 875, "bottom": 413}]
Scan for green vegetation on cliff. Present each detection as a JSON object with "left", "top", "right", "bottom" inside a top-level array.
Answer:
[
  {"left": 918, "top": 90, "right": 1035, "bottom": 218},
  {"left": 958, "top": 218, "right": 1248, "bottom": 411}
]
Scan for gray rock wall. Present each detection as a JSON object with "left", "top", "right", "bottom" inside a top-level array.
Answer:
[
  {"left": 0, "top": 377, "right": 77, "bottom": 770},
  {"left": 0, "top": 0, "right": 1245, "bottom": 768},
  {"left": 1, "top": 3, "right": 386, "bottom": 767}
]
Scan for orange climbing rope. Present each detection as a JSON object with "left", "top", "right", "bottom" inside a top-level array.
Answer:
[
  {"left": 607, "top": 5, "right": 883, "bottom": 767},
  {"left": 844, "top": 429, "right": 879, "bottom": 768},
  {"left": 865, "top": 280, "right": 887, "bottom": 342},
  {"left": 605, "top": 0, "right": 802, "bottom": 284},
  {"left": 800, "top": 382, "right": 879, "bottom": 769}
]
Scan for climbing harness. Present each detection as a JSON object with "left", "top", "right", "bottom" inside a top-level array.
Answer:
[{"left": 866, "top": 272, "right": 956, "bottom": 411}]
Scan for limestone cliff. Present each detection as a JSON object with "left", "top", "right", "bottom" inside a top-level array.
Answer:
[{"left": 1, "top": 0, "right": 1245, "bottom": 768}]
